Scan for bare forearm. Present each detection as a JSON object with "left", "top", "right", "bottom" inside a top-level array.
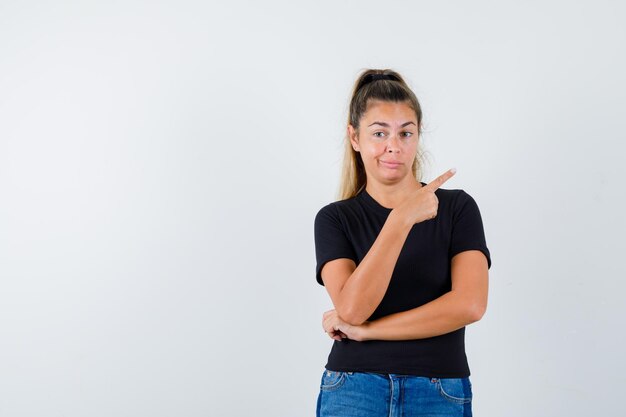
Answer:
[
  {"left": 359, "top": 290, "right": 484, "bottom": 341},
  {"left": 339, "top": 210, "right": 412, "bottom": 325}
]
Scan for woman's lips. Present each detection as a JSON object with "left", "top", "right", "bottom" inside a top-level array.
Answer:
[{"left": 380, "top": 160, "right": 402, "bottom": 168}]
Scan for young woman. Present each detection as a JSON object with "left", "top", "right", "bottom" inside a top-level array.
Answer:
[{"left": 313, "top": 69, "right": 492, "bottom": 417}]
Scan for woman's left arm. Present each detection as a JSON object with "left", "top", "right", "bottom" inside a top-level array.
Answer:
[
  {"left": 349, "top": 250, "right": 488, "bottom": 341},
  {"left": 322, "top": 250, "right": 489, "bottom": 342}
]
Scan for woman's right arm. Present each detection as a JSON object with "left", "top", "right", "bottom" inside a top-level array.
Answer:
[
  {"left": 321, "top": 211, "right": 413, "bottom": 326},
  {"left": 320, "top": 169, "right": 456, "bottom": 326}
]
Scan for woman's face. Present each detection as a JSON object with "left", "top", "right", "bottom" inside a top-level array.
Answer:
[{"left": 348, "top": 100, "right": 419, "bottom": 186}]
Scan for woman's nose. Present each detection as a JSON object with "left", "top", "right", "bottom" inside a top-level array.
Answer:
[{"left": 386, "top": 135, "right": 401, "bottom": 152}]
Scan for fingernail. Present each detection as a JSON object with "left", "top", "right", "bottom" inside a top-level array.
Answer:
[{"left": 450, "top": 168, "right": 457, "bottom": 174}]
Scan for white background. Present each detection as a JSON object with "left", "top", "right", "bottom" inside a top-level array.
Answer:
[{"left": 1, "top": 1, "right": 624, "bottom": 416}]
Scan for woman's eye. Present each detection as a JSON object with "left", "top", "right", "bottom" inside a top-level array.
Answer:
[{"left": 372, "top": 131, "right": 412, "bottom": 139}]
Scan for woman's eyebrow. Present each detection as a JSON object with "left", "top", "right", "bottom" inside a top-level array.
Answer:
[{"left": 368, "top": 121, "right": 416, "bottom": 127}]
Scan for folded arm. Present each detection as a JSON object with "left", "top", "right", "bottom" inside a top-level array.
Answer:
[{"left": 358, "top": 250, "right": 489, "bottom": 341}]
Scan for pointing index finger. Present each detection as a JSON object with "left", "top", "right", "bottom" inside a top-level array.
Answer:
[{"left": 423, "top": 168, "right": 456, "bottom": 191}]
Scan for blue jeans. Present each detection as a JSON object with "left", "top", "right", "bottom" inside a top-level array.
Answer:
[{"left": 316, "top": 368, "right": 473, "bottom": 417}]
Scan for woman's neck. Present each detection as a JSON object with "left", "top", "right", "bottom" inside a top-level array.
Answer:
[{"left": 364, "top": 179, "right": 422, "bottom": 209}]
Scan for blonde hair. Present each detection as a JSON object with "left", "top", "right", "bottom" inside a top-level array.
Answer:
[{"left": 337, "top": 69, "right": 426, "bottom": 200}]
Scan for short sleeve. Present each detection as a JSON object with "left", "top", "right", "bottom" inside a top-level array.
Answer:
[
  {"left": 449, "top": 190, "right": 492, "bottom": 269},
  {"left": 314, "top": 204, "right": 358, "bottom": 286}
]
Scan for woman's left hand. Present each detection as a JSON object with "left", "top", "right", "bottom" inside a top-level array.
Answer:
[{"left": 322, "top": 309, "right": 367, "bottom": 342}]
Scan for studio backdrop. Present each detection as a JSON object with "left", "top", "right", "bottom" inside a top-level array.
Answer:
[{"left": 0, "top": 1, "right": 624, "bottom": 416}]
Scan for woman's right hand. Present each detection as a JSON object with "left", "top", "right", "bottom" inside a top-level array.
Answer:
[{"left": 396, "top": 168, "right": 457, "bottom": 225}]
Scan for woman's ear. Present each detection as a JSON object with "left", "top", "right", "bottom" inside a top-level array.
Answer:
[{"left": 347, "top": 125, "right": 360, "bottom": 152}]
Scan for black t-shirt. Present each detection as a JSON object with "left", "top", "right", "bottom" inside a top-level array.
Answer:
[{"left": 314, "top": 183, "right": 491, "bottom": 378}]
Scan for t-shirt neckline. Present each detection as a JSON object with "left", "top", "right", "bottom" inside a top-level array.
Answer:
[{"left": 358, "top": 182, "right": 428, "bottom": 216}]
